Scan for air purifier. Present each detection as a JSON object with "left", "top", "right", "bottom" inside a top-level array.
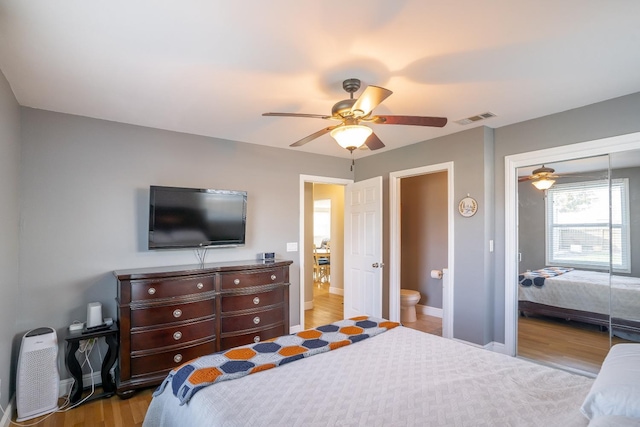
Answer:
[{"left": 16, "top": 327, "right": 60, "bottom": 421}]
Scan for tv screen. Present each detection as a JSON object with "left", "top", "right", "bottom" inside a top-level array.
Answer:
[{"left": 149, "top": 186, "right": 247, "bottom": 249}]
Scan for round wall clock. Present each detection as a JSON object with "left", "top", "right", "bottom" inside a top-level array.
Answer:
[{"left": 458, "top": 196, "right": 478, "bottom": 217}]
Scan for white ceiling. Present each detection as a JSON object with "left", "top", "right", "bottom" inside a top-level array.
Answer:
[{"left": 1, "top": 1, "right": 640, "bottom": 159}]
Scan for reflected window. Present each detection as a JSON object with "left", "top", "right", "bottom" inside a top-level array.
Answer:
[{"left": 546, "top": 178, "right": 630, "bottom": 272}]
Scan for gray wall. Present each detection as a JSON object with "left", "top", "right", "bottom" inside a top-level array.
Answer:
[
  {"left": 0, "top": 69, "right": 21, "bottom": 407},
  {"left": 17, "top": 108, "right": 352, "bottom": 381},
  {"left": 400, "top": 172, "right": 448, "bottom": 308},
  {"left": 356, "top": 126, "right": 495, "bottom": 344}
]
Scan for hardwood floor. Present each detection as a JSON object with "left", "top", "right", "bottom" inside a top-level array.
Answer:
[
  {"left": 518, "top": 314, "right": 629, "bottom": 374},
  {"left": 304, "top": 281, "right": 344, "bottom": 328},
  {"left": 19, "top": 285, "right": 629, "bottom": 425},
  {"left": 305, "top": 281, "right": 443, "bottom": 336},
  {"left": 12, "top": 386, "right": 154, "bottom": 427}
]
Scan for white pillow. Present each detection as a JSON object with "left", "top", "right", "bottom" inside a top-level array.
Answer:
[{"left": 581, "top": 343, "right": 640, "bottom": 420}]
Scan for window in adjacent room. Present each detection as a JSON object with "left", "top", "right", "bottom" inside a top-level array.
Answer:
[
  {"left": 313, "top": 199, "right": 331, "bottom": 248},
  {"left": 546, "top": 178, "right": 630, "bottom": 272}
]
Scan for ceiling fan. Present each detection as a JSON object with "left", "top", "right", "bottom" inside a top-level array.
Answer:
[
  {"left": 262, "top": 78, "right": 447, "bottom": 152},
  {"left": 518, "top": 165, "right": 559, "bottom": 190},
  {"left": 518, "top": 165, "right": 558, "bottom": 182}
]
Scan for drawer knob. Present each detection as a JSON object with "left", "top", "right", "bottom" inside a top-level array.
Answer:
[
  {"left": 253, "top": 297, "right": 260, "bottom": 305},
  {"left": 148, "top": 287, "right": 156, "bottom": 295},
  {"left": 271, "top": 274, "right": 276, "bottom": 281},
  {"left": 253, "top": 316, "right": 261, "bottom": 325},
  {"left": 173, "top": 354, "right": 183, "bottom": 363},
  {"left": 234, "top": 278, "right": 240, "bottom": 285},
  {"left": 253, "top": 335, "right": 261, "bottom": 343},
  {"left": 196, "top": 282, "right": 204, "bottom": 290},
  {"left": 173, "top": 331, "right": 182, "bottom": 340},
  {"left": 173, "top": 309, "right": 182, "bottom": 318}
]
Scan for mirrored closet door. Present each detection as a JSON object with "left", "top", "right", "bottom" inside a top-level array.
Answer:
[{"left": 516, "top": 152, "right": 640, "bottom": 374}]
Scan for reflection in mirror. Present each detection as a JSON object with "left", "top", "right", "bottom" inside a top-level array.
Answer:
[
  {"left": 516, "top": 155, "right": 621, "bottom": 374},
  {"left": 609, "top": 150, "right": 640, "bottom": 345}
]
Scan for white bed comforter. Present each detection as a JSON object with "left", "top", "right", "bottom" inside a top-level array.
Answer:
[
  {"left": 143, "top": 326, "right": 593, "bottom": 427},
  {"left": 518, "top": 270, "right": 640, "bottom": 320}
]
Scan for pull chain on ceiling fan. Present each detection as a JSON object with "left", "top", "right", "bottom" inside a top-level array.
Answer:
[{"left": 263, "top": 78, "right": 448, "bottom": 152}]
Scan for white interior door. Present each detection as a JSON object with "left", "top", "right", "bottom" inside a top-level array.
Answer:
[{"left": 344, "top": 176, "right": 383, "bottom": 318}]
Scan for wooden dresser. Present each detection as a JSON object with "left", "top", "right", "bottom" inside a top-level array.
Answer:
[{"left": 114, "top": 259, "right": 292, "bottom": 396}]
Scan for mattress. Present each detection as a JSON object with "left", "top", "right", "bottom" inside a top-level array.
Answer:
[
  {"left": 143, "top": 326, "right": 593, "bottom": 426},
  {"left": 518, "top": 269, "right": 640, "bottom": 320}
]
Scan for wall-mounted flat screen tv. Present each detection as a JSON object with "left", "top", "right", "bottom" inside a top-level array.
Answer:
[{"left": 149, "top": 185, "right": 247, "bottom": 249}]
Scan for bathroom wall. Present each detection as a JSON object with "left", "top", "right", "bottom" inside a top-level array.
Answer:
[{"left": 400, "top": 171, "right": 448, "bottom": 309}]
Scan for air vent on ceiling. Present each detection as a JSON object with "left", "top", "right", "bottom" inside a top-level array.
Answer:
[{"left": 455, "top": 112, "right": 496, "bottom": 125}]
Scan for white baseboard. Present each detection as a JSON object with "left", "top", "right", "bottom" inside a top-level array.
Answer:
[
  {"left": 290, "top": 325, "right": 303, "bottom": 333},
  {"left": 416, "top": 304, "right": 442, "bottom": 318},
  {"left": 304, "top": 300, "right": 314, "bottom": 310},
  {"left": 484, "top": 341, "right": 508, "bottom": 354},
  {"left": 0, "top": 397, "right": 12, "bottom": 427},
  {"left": 59, "top": 371, "right": 103, "bottom": 398},
  {"left": 329, "top": 286, "right": 344, "bottom": 296}
]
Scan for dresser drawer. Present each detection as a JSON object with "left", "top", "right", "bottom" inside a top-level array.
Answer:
[
  {"left": 220, "top": 325, "right": 285, "bottom": 350},
  {"left": 221, "top": 306, "right": 285, "bottom": 332},
  {"left": 221, "top": 287, "right": 284, "bottom": 313},
  {"left": 131, "top": 299, "right": 214, "bottom": 328},
  {"left": 130, "top": 340, "right": 215, "bottom": 377},
  {"left": 130, "top": 318, "right": 215, "bottom": 351},
  {"left": 130, "top": 275, "right": 214, "bottom": 301},
  {"left": 220, "top": 268, "right": 284, "bottom": 290}
]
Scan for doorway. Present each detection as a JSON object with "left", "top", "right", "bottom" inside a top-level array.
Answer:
[
  {"left": 298, "top": 175, "right": 352, "bottom": 331},
  {"left": 390, "top": 162, "right": 454, "bottom": 338}
]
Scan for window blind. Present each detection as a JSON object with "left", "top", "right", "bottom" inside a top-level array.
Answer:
[{"left": 545, "top": 178, "right": 630, "bottom": 272}]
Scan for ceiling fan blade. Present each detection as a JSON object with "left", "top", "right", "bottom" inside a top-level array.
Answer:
[
  {"left": 263, "top": 112, "right": 331, "bottom": 120},
  {"left": 351, "top": 85, "right": 393, "bottom": 116},
  {"left": 289, "top": 126, "right": 338, "bottom": 147},
  {"left": 372, "top": 115, "right": 448, "bottom": 127},
  {"left": 518, "top": 176, "right": 532, "bottom": 182},
  {"left": 364, "top": 132, "right": 385, "bottom": 151}
]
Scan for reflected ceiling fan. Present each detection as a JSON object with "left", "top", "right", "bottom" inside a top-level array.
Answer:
[
  {"left": 518, "top": 165, "right": 603, "bottom": 190},
  {"left": 518, "top": 165, "right": 559, "bottom": 190},
  {"left": 262, "top": 78, "right": 447, "bottom": 152}
]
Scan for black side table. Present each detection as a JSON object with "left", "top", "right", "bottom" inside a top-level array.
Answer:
[{"left": 64, "top": 323, "right": 119, "bottom": 405}]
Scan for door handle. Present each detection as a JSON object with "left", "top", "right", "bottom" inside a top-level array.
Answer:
[{"left": 372, "top": 262, "right": 384, "bottom": 268}]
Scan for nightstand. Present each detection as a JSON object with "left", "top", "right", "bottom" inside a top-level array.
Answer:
[{"left": 64, "top": 323, "right": 118, "bottom": 405}]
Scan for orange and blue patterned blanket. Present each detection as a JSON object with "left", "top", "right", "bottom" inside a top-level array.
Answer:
[{"left": 154, "top": 316, "right": 400, "bottom": 405}]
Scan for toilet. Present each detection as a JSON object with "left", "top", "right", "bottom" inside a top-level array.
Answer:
[{"left": 400, "top": 289, "right": 421, "bottom": 323}]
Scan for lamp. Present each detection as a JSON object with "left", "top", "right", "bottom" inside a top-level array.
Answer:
[
  {"left": 330, "top": 125, "right": 372, "bottom": 151},
  {"left": 532, "top": 178, "right": 555, "bottom": 190}
]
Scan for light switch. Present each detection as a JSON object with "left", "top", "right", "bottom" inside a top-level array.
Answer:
[{"left": 286, "top": 242, "right": 298, "bottom": 252}]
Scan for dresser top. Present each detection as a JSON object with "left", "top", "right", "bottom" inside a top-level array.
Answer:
[{"left": 114, "top": 259, "right": 293, "bottom": 280}]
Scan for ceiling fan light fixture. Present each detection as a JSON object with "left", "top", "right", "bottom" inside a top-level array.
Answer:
[
  {"left": 330, "top": 124, "right": 372, "bottom": 151},
  {"left": 532, "top": 178, "right": 555, "bottom": 190}
]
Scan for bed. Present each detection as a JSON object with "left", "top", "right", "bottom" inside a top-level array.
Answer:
[
  {"left": 141, "top": 316, "right": 640, "bottom": 427},
  {"left": 518, "top": 268, "right": 640, "bottom": 334}
]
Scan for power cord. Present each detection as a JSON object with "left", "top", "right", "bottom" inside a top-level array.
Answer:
[{"left": 0, "top": 338, "right": 97, "bottom": 425}]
